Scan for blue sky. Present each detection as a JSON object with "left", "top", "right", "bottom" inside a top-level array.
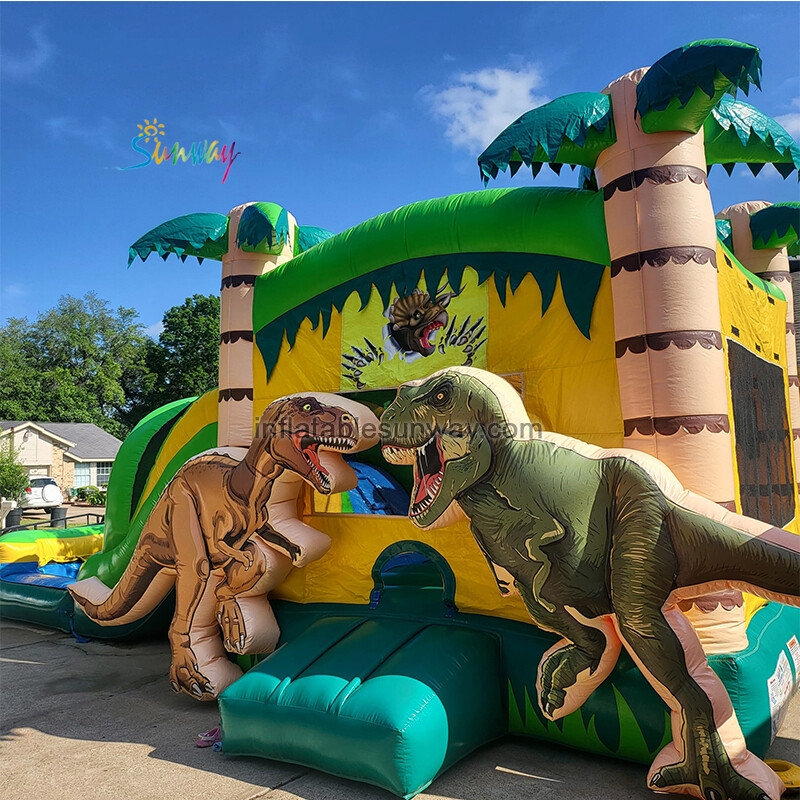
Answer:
[{"left": 2, "top": 2, "right": 798, "bottom": 335}]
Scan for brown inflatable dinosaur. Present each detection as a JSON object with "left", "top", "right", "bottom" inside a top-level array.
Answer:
[{"left": 69, "top": 393, "right": 379, "bottom": 699}]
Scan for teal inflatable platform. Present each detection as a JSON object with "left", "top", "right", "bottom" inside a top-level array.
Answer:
[
  {"left": 220, "top": 616, "right": 505, "bottom": 798},
  {"left": 219, "top": 546, "right": 799, "bottom": 798}
]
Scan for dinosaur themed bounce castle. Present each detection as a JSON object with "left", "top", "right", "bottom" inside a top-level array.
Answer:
[{"left": 1, "top": 38, "right": 799, "bottom": 800}]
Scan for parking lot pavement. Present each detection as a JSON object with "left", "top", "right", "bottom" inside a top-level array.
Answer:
[{"left": 2, "top": 618, "right": 799, "bottom": 800}]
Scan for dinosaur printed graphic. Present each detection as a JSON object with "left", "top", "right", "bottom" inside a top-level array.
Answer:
[
  {"left": 70, "top": 393, "right": 378, "bottom": 699},
  {"left": 381, "top": 367, "right": 800, "bottom": 800},
  {"left": 386, "top": 288, "right": 454, "bottom": 356}
]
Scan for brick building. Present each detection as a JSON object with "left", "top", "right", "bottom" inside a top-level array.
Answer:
[{"left": 0, "top": 422, "right": 122, "bottom": 491}]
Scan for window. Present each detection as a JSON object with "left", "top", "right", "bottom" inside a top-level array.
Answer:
[
  {"left": 728, "top": 341, "right": 795, "bottom": 526},
  {"left": 74, "top": 463, "right": 91, "bottom": 488},
  {"left": 95, "top": 462, "right": 112, "bottom": 486}
]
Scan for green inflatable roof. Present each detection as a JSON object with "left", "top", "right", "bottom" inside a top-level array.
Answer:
[{"left": 253, "top": 187, "right": 610, "bottom": 377}]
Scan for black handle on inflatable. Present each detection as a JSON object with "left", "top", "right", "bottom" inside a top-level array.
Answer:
[{"left": 369, "top": 540, "right": 458, "bottom": 616}]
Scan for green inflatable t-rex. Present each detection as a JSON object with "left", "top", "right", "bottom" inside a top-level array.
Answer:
[{"left": 381, "top": 367, "right": 800, "bottom": 800}]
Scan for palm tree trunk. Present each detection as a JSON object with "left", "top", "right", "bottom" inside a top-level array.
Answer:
[
  {"left": 595, "top": 69, "right": 744, "bottom": 650},
  {"left": 595, "top": 68, "right": 737, "bottom": 508},
  {"left": 218, "top": 203, "right": 295, "bottom": 447},
  {"left": 716, "top": 201, "right": 800, "bottom": 509}
]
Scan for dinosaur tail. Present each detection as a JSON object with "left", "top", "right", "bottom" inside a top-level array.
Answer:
[
  {"left": 68, "top": 545, "right": 173, "bottom": 626},
  {"left": 671, "top": 508, "right": 800, "bottom": 607}
]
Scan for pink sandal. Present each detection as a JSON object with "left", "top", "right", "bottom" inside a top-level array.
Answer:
[{"left": 196, "top": 725, "right": 222, "bottom": 748}]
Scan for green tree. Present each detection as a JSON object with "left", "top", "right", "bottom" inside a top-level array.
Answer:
[
  {"left": 149, "top": 293, "right": 220, "bottom": 403},
  {"left": 0, "top": 440, "right": 29, "bottom": 502},
  {"left": 0, "top": 292, "right": 150, "bottom": 438},
  {"left": 123, "top": 293, "right": 221, "bottom": 426},
  {"left": 0, "top": 319, "right": 45, "bottom": 421}
]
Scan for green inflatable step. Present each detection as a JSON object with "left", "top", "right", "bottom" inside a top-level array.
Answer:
[{"left": 219, "top": 616, "right": 505, "bottom": 798}]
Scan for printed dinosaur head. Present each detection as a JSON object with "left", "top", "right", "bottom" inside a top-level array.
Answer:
[
  {"left": 387, "top": 288, "right": 454, "bottom": 356},
  {"left": 381, "top": 367, "right": 531, "bottom": 527},
  {"left": 257, "top": 393, "right": 379, "bottom": 494}
]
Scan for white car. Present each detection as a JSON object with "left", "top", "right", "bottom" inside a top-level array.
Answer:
[{"left": 23, "top": 477, "right": 64, "bottom": 509}]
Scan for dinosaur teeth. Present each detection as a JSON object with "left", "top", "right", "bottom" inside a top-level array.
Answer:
[
  {"left": 381, "top": 445, "right": 416, "bottom": 465},
  {"left": 317, "top": 436, "right": 356, "bottom": 451},
  {"left": 410, "top": 471, "right": 444, "bottom": 517}
]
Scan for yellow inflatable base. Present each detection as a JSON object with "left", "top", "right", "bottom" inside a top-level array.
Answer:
[{"left": 0, "top": 527, "right": 104, "bottom": 566}]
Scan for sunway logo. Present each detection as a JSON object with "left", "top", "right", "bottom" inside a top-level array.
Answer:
[{"left": 119, "top": 118, "right": 241, "bottom": 183}]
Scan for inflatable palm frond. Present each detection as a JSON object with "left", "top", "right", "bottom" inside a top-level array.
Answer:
[
  {"left": 749, "top": 202, "right": 800, "bottom": 251},
  {"left": 127, "top": 213, "right": 229, "bottom": 267},
  {"left": 715, "top": 219, "right": 733, "bottom": 250},
  {"left": 636, "top": 39, "right": 762, "bottom": 134},
  {"left": 236, "top": 202, "right": 292, "bottom": 254},
  {"left": 704, "top": 97, "right": 800, "bottom": 179},
  {"left": 478, "top": 93, "right": 616, "bottom": 185},
  {"left": 296, "top": 226, "right": 335, "bottom": 254}
]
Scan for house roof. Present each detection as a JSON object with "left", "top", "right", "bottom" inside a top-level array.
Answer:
[{"left": 0, "top": 421, "right": 122, "bottom": 461}]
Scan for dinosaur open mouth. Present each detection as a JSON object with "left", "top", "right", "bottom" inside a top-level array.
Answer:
[
  {"left": 410, "top": 432, "right": 444, "bottom": 517},
  {"left": 418, "top": 321, "right": 443, "bottom": 350},
  {"left": 294, "top": 433, "right": 357, "bottom": 492}
]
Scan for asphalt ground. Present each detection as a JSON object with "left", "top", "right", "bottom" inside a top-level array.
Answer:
[{"left": 1, "top": 618, "right": 798, "bottom": 800}]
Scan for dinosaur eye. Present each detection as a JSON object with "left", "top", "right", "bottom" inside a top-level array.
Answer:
[
  {"left": 302, "top": 403, "right": 312, "bottom": 411},
  {"left": 413, "top": 310, "right": 422, "bottom": 319},
  {"left": 427, "top": 382, "right": 452, "bottom": 407}
]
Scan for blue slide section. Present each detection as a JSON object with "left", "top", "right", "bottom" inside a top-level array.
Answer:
[
  {"left": 346, "top": 461, "right": 409, "bottom": 515},
  {"left": 0, "top": 561, "right": 81, "bottom": 590}
]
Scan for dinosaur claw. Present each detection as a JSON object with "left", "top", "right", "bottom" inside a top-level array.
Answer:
[
  {"left": 225, "top": 639, "right": 231, "bottom": 650},
  {"left": 544, "top": 702, "right": 553, "bottom": 717},
  {"left": 204, "top": 682, "right": 214, "bottom": 693},
  {"left": 239, "top": 634, "right": 245, "bottom": 651},
  {"left": 170, "top": 681, "right": 180, "bottom": 694},
  {"left": 191, "top": 684, "right": 203, "bottom": 697},
  {"left": 650, "top": 773, "right": 665, "bottom": 789}
]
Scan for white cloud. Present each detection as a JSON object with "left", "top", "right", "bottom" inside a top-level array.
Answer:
[
  {"left": 334, "top": 65, "right": 366, "bottom": 102},
  {"left": 216, "top": 118, "right": 257, "bottom": 144},
  {"left": 2, "top": 25, "right": 53, "bottom": 80},
  {"left": 3, "top": 283, "right": 27, "bottom": 299},
  {"left": 45, "top": 116, "right": 118, "bottom": 152},
  {"left": 776, "top": 106, "right": 800, "bottom": 138},
  {"left": 144, "top": 322, "right": 164, "bottom": 340},
  {"left": 421, "top": 65, "right": 549, "bottom": 153},
  {"left": 775, "top": 97, "right": 800, "bottom": 137},
  {"left": 736, "top": 164, "right": 781, "bottom": 183},
  {"left": 776, "top": 113, "right": 800, "bottom": 137}
]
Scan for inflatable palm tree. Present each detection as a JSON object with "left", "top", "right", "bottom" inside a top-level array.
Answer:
[
  {"left": 128, "top": 203, "right": 332, "bottom": 447},
  {"left": 479, "top": 39, "right": 800, "bottom": 509}
]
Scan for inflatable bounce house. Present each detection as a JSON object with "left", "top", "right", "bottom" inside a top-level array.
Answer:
[{"left": 2, "top": 38, "right": 800, "bottom": 800}]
